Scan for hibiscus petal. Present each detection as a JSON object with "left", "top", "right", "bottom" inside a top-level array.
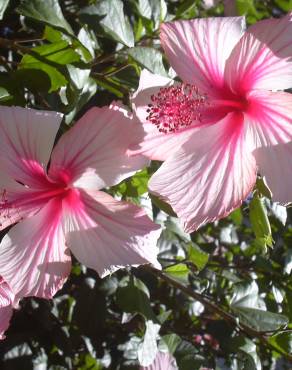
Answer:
[
  {"left": 49, "top": 103, "right": 148, "bottom": 189},
  {"left": 140, "top": 352, "right": 177, "bottom": 370},
  {"left": 245, "top": 91, "right": 292, "bottom": 203},
  {"left": 130, "top": 69, "right": 197, "bottom": 161},
  {"left": 149, "top": 113, "right": 257, "bottom": 232},
  {"left": 253, "top": 142, "right": 292, "bottom": 204},
  {"left": 225, "top": 13, "right": 292, "bottom": 92},
  {"left": 246, "top": 91, "right": 292, "bottom": 148},
  {"left": 160, "top": 17, "right": 245, "bottom": 94},
  {"left": 0, "top": 199, "right": 71, "bottom": 299},
  {"left": 0, "top": 106, "right": 62, "bottom": 187},
  {"left": 0, "top": 279, "right": 14, "bottom": 340},
  {"left": 62, "top": 189, "right": 161, "bottom": 277}
]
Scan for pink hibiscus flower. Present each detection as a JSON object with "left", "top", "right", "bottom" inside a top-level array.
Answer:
[
  {"left": 0, "top": 104, "right": 161, "bottom": 308},
  {"left": 131, "top": 15, "right": 292, "bottom": 232},
  {"left": 140, "top": 352, "right": 177, "bottom": 370}
]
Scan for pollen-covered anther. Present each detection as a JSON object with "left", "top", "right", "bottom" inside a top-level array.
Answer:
[{"left": 146, "top": 83, "right": 207, "bottom": 133}]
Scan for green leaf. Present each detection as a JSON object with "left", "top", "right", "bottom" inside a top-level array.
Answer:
[
  {"left": 136, "top": 0, "right": 152, "bottom": 19},
  {"left": 128, "top": 47, "right": 168, "bottom": 77},
  {"left": 43, "top": 26, "right": 93, "bottom": 62},
  {"left": 0, "top": 0, "right": 9, "bottom": 20},
  {"left": 22, "top": 41, "right": 80, "bottom": 65},
  {"left": 274, "top": 0, "right": 292, "bottom": 11},
  {"left": 229, "top": 336, "right": 261, "bottom": 370},
  {"left": 93, "top": 75, "right": 124, "bottom": 98},
  {"left": 176, "top": 0, "right": 197, "bottom": 17},
  {"left": 229, "top": 208, "right": 243, "bottom": 226},
  {"left": 65, "top": 67, "right": 97, "bottom": 124},
  {"left": 17, "top": 0, "right": 73, "bottom": 35},
  {"left": 19, "top": 56, "right": 67, "bottom": 92},
  {"left": 113, "top": 169, "right": 149, "bottom": 197},
  {"left": 160, "top": 334, "right": 182, "bottom": 354},
  {"left": 231, "top": 281, "right": 264, "bottom": 310},
  {"left": 79, "top": 0, "right": 134, "bottom": 47},
  {"left": 187, "top": 244, "right": 209, "bottom": 271},
  {"left": 150, "top": 193, "right": 177, "bottom": 217},
  {"left": 236, "top": 0, "right": 259, "bottom": 17},
  {"left": 13, "top": 68, "right": 53, "bottom": 93},
  {"left": 268, "top": 331, "right": 292, "bottom": 355},
  {"left": 0, "top": 86, "right": 11, "bottom": 102},
  {"left": 249, "top": 193, "right": 273, "bottom": 252},
  {"left": 233, "top": 307, "right": 288, "bottom": 332},
  {"left": 231, "top": 282, "right": 288, "bottom": 331},
  {"left": 116, "top": 277, "right": 158, "bottom": 322},
  {"left": 149, "top": 0, "right": 167, "bottom": 27},
  {"left": 174, "top": 341, "right": 204, "bottom": 370},
  {"left": 164, "top": 263, "right": 189, "bottom": 282},
  {"left": 256, "top": 177, "right": 272, "bottom": 199}
]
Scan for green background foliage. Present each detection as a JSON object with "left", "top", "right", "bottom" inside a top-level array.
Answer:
[{"left": 0, "top": 0, "right": 291, "bottom": 369}]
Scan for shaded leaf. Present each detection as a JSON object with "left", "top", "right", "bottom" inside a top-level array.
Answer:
[
  {"left": 150, "top": 193, "right": 177, "bottom": 217},
  {"left": 268, "top": 331, "right": 292, "bottom": 355},
  {"left": 229, "top": 336, "right": 261, "bottom": 370},
  {"left": 18, "top": 59, "right": 67, "bottom": 92},
  {"left": 233, "top": 307, "right": 288, "bottom": 332},
  {"left": 116, "top": 277, "right": 157, "bottom": 322}
]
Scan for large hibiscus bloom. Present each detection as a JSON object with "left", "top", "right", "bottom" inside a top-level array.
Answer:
[
  {"left": 131, "top": 15, "right": 292, "bottom": 232},
  {"left": 0, "top": 104, "right": 161, "bottom": 309}
]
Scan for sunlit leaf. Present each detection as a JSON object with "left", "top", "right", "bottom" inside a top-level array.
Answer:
[
  {"left": 79, "top": 0, "right": 134, "bottom": 47},
  {"left": 0, "top": 0, "right": 9, "bottom": 20},
  {"left": 128, "top": 47, "right": 168, "bottom": 76},
  {"left": 17, "top": 0, "right": 73, "bottom": 35}
]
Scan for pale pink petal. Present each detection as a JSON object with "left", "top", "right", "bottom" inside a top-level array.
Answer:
[
  {"left": 160, "top": 17, "right": 245, "bottom": 94},
  {"left": 0, "top": 279, "right": 14, "bottom": 340},
  {"left": 225, "top": 13, "right": 292, "bottom": 92},
  {"left": 0, "top": 106, "right": 62, "bottom": 187},
  {"left": 49, "top": 103, "right": 148, "bottom": 190},
  {"left": 149, "top": 113, "right": 257, "bottom": 232},
  {"left": 253, "top": 142, "right": 292, "bottom": 204},
  {"left": 130, "top": 123, "right": 196, "bottom": 161},
  {"left": 140, "top": 352, "right": 177, "bottom": 370},
  {"left": 62, "top": 189, "right": 161, "bottom": 277},
  {"left": 244, "top": 91, "right": 292, "bottom": 203},
  {"left": 246, "top": 91, "right": 292, "bottom": 149},
  {"left": 0, "top": 199, "right": 71, "bottom": 299}
]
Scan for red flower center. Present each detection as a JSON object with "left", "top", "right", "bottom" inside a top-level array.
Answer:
[{"left": 146, "top": 83, "right": 207, "bottom": 133}]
